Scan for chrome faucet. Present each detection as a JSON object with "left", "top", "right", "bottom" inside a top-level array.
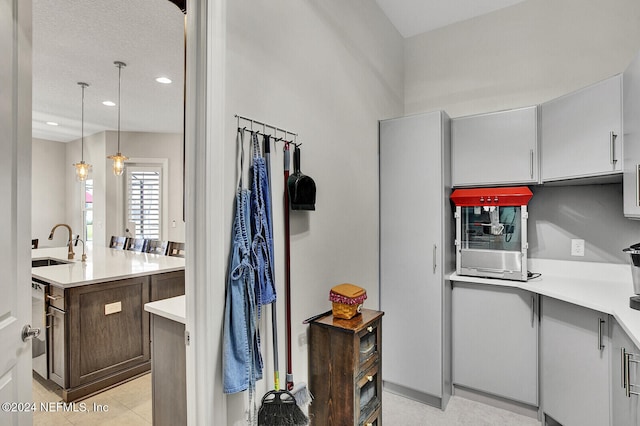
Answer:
[{"left": 48, "top": 223, "right": 75, "bottom": 260}]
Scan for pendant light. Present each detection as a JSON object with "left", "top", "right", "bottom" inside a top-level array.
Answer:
[
  {"left": 107, "top": 61, "right": 128, "bottom": 176},
  {"left": 73, "top": 82, "right": 91, "bottom": 182}
]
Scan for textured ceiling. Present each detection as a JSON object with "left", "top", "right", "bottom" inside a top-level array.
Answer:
[
  {"left": 32, "top": 0, "right": 185, "bottom": 142},
  {"left": 375, "top": 0, "right": 527, "bottom": 38},
  {"left": 33, "top": 0, "right": 526, "bottom": 143}
]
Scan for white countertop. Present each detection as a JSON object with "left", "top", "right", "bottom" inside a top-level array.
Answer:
[
  {"left": 32, "top": 245, "right": 185, "bottom": 288},
  {"left": 450, "top": 258, "right": 640, "bottom": 348},
  {"left": 144, "top": 295, "right": 186, "bottom": 324}
]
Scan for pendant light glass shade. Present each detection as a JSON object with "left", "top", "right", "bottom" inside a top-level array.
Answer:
[
  {"left": 107, "top": 61, "right": 128, "bottom": 176},
  {"left": 73, "top": 82, "right": 92, "bottom": 182}
]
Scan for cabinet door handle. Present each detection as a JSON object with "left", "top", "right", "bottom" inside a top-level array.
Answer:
[
  {"left": 627, "top": 352, "right": 640, "bottom": 397},
  {"left": 623, "top": 348, "right": 628, "bottom": 389},
  {"left": 598, "top": 318, "right": 605, "bottom": 350},
  {"left": 367, "top": 375, "right": 373, "bottom": 382},
  {"left": 367, "top": 326, "right": 373, "bottom": 333},
  {"left": 433, "top": 244, "right": 437, "bottom": 274},
  {"left": 610, "top": 131, "right": 618, "bottom": 165},
  {"left": 46, "top": 294, "right": 62, "bottom": 301},
  {"left": 530, "top": 295, "right": 535, "bottom": 327},
  {"left": 529, "top": 149, "right": 534, "bottom": 179},
  {"left": 636, "top": 165, "right": 640, "bottom": 207}
]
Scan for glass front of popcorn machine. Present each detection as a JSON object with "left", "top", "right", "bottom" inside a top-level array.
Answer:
[{"left": 450, "top": 186, "right": 533, "bottom": 281}]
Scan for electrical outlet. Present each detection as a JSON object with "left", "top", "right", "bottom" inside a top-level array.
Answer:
[
  {"left": 298, "top": 332, "right": 307, "bottom": 347},
  {"left": 571, "top": 239, "right": 585, "bottom": 257}
]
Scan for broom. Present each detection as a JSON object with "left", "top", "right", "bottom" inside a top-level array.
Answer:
[
  {"left": 258, "top": 301, "right": 308, "bottom": 426},
  {"left": 258, "top": 136, "right": 309, "bottom": 426}
]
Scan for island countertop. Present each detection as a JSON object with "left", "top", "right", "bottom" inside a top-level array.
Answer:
[{"left": 32, "top": 245, "right": 185, "bottom": 288}]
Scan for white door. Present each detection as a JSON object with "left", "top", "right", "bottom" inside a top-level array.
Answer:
[{"left": 0, "top": 0, "right": 34, "bottom": 425}]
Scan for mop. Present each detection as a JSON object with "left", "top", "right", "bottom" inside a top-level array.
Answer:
[{"left": 258, "top": 135, "right": 308, "bottom": 426}]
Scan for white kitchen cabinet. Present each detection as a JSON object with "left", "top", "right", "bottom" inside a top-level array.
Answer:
[
  {"left": 379, "top": 111, "right": 454, "bottom": 408},
  {"left": 624, "top": 50, "right": 640, "bottom": 218},
  {"left": 611, "top": 317, "right": 640, "bottom": 426},
  {"left": 541, "top": 74, "right": 622, "bottom": 182},
  {"left": 451, "top": 105, "right": 538, "bottom": 187},
  {"left": 540, "top": 296, "right": 610, "bottom": 426},
  {"left": 452, "top": 282, "right": 538, "bottom": 406}
]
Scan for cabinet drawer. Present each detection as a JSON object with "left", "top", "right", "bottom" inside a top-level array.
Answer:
[
  {"left": 356, "top": 363, "right": 380, "bottom": 423},
  {"left": 360, "top": 405, "right": 381, "bottom": 426},
  {"left": 357, "top": 319, "right": 380, "bottom": 374}
]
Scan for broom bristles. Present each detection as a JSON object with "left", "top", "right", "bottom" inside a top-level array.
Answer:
[
  {"left": 292, "top": 382, "right": 313, "bottom": 408},
  {"left": 258, "top": 390, "right": 309, "bottom": 426}
]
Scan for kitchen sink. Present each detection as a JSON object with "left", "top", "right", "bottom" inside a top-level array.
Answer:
[{"left": 32, "top": 258, "right": 72, "bottom": 268}]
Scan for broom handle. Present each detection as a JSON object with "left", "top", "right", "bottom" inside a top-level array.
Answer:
[{"left": 284, "top": 143, "right": 294, "bottom": 391}]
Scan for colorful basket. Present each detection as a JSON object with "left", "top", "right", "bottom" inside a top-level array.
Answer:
[{"left": 329, "top": 283, "right": 367, "bottom": 319}]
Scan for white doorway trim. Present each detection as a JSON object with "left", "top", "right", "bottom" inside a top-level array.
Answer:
[{"left": 184, "top": 0, "right": 227, "bottom": 424}]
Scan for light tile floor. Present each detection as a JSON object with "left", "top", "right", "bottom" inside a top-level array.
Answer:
[
  {"left": 383, "top": 390, "right": 542, "bottom": 426},
  {"left": 33, "top": 374, "right": 543, "bottom": 425},
  {"left": 32, "top": 372, "right": 151, "bottom": 426}
]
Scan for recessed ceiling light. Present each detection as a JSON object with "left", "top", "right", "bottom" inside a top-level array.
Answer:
[
  {"left": 103, "top": 101, "right": 116, "bottom": 106},
  {"left": 45, "top": 121, "right": 59, "bottom": 126},
  {"left": 155, "top": 77, "right": 172, "bottom": 84}
]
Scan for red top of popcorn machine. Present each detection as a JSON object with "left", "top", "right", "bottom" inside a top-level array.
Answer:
[{"left": 450, "top": 186, "right": 533, "bottom": 207}]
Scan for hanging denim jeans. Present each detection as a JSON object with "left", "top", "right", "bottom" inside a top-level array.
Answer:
[
  {"left": 223, "top": 129, "right": 263, "bottom": 398},
  {"left": 250, "top": 132, "right": 276, "bottom": 308}
]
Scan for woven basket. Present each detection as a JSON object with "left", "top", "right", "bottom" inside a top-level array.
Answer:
[{"left": 329, "top": 283, "right": 367, "bottom": 319}]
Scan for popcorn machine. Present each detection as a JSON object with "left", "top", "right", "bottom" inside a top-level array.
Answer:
[{"left": 450, "top": 186, "right": 533, "bottom": 281}]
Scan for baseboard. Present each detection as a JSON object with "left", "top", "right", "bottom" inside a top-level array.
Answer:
[
  {"left": 382, "top": 381, "right": 443, "bottom": 409},
  {"left": 453, "top": 384, "right": 539, "bottom": 420},
  {"left": 62, "top": 362, "right": 151, "bottom": 402}
]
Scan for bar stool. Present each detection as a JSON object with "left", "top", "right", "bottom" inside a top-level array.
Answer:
[
  {"left": 167, "top": 241, "right": 185, "bottom": 258},
  {"left": 146, "top": 240, "right": 169, "bottom": 256}
]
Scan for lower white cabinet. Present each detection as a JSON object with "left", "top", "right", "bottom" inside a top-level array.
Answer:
[
  {"left": 611, "top": 317, "right": 640, "bottom": 426},
  {"left": 540, "top": 296, "right": 610, "bottom": 426},
  {"left": 452, "top": 282, "right": 538, "bottom": 406}
]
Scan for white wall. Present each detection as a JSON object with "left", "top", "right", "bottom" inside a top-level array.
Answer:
[
  {"left": 58, "top": 130, "right": 183, "bottom": 247},
  {"left": 104, "top": 130, "right": 184, "bottom": 243},
  {"left": 32, "top": 138, "right": 66, "bottom": 246},
  {"left": 223, "top": 0, "right": 403, "bottom": 421},
  {"left": 404, "top": 0, "right": 640, "bottom": 264},
  {"left": 405, "top": 0, "right": 640, "bottom": 118}
]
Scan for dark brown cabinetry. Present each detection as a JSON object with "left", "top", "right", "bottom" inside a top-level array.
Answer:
[
  {"left": 309, "top": 309, "right": 384, "bottom": 426},
  {"left": 45, "top": 270, "right": 185, "bottom": 401},
  {"left": 150, "top": 270, "right": 186, "bottom": 302}
]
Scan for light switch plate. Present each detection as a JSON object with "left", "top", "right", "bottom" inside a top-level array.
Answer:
[{"left": 571, "top": 239, "right": 585, "bottom": 257}]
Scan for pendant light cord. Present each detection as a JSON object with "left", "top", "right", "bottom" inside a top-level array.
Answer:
[
  {"left": 115, "top": 61, "right": 126, "bottom": 153},
  {"left": 78, "top": 82, "right": 88, "bottom": 162}
]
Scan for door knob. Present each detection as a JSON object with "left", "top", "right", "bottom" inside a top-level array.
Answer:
[{"left": 21, "top": 324, "right": 40, "bottom": 342}]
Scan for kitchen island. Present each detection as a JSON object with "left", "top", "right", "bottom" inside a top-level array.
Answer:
[{"left": 32, "top": 245, "right": 185, "bottom": 402}]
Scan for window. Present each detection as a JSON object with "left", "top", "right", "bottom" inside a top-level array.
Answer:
[
  {"left": 125, "top": 165, "right": 162, "bottom": 239},
  {"left": 83, "top": 179, "right": 93, "bottom": 242}
]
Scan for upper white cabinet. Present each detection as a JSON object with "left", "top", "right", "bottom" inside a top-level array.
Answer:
[
  {"left": 624, "top": 50, "right": 640, "bottom": 219},
  {"left": 541, "top": 74, "right": 622, "bottom": 182},
  {"left": 452, "top": 106, "right": 539, "bottom": 187}
]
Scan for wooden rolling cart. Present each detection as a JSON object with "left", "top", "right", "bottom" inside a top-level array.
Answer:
[{"left": 309, "top": 308, "right": 384, "bottom": 425}]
